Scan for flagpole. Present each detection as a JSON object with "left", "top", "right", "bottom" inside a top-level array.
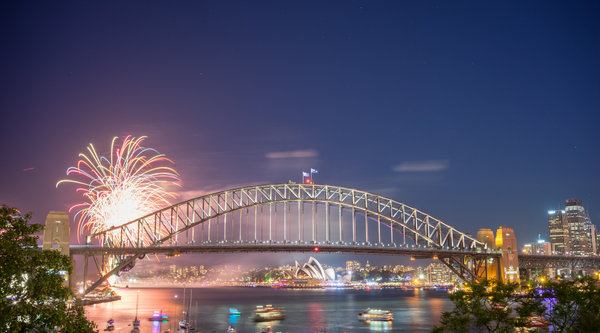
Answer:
[{"left": 311, "top": 170, "right": 313, "bottom": 184}]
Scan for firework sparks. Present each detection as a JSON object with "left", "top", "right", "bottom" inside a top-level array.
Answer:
[{"left": 58, "top": 136, "right": 180, "bottom": 244}]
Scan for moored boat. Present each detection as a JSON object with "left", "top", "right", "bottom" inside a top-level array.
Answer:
[
  {"left": 358, "top": 308, "right": 393, "bottom": 322},
  {"left": 527, "top": 315, "right": 549, "bottom": 328}
]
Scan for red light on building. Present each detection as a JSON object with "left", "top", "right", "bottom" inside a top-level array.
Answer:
[{"left": 314, "top": 247, "right": 319, "bottom": 252}]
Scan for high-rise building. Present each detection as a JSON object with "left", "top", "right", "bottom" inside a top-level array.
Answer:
[
  {"left": 585, "top": 213, "right": 597, "bottom": 254},
  {"left": 523, "top": 240, "right": 552, "bottom": 255},
  {"left": 548, "top": 210, "right": 569, "bottom": 254},
  {"left": 565, "top": 199, "right": 589, "bottom": 255}
]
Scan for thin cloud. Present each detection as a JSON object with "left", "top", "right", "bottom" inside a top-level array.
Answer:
[
  {"left": 393, "top": 160, "right": 449, "bottom": 172},
  {"left": 265, "top": 149, "right": 318, "bottom": 159}
]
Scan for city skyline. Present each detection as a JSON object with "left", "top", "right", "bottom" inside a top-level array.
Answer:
[{"left": 1, "top": 1, "right": 599, "bottom": 270}]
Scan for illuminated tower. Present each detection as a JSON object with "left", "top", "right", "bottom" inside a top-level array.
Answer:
[
  {"left": 548, "top": 210, "right": 569, "bottom": 254},
  {"left": 496, "top": 226, "right": 519, "bottom": 283},
  {"left": 477, "top": 228, "right": 498, "bottom": 280},
  {"left": 565, "top": 199, "right": 589, "bottom": 255},
  {"left": 477, "top": 229, "right": 495, "bottom": 249},
  {"left": 42, "top": 211, "right": 75, "bottom": 290}
]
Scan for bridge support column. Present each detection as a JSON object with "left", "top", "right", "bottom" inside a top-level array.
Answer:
[
  {"left": 526, "top": 268, "right": 531, "bottom": 281},
  {"left": 69, "top": 255, "right": 77, "bottom": 293},
  {"left": 83, "top": 254, "right": 89, "bottom": 293}
]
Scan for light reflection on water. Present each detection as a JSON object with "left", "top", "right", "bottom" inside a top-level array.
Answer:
[{"left": 84, "top": 287, "right": 452, "bottom": 332}]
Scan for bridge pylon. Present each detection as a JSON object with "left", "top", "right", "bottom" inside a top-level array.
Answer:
[{"left": 43, "top": 211, "right": 77, "bottom": 292}]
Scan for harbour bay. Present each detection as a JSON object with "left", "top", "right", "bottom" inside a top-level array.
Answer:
[{"left": 84, "top": 287, "right": 453, "bottom": 333}]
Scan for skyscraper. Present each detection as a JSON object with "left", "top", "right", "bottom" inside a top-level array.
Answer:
[
  {"left": 565, "top": 199, "right": 589, "bottom": 255},
  {"left": 548, "top": 210, "right": 569, "bottom": 254}
]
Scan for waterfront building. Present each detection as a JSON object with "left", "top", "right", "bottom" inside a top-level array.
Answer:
[
  {"left": 283, "top": 257, "right": 336, "bottom": 282},
  {"left": 548, "top": 210, "right": 569, "bottom": 254},
  {"left": 566, "top": 199, "right": 589, "bottom": 255},
  {"left": 425, "top": 263, "right": 454, "bottom": 284}
]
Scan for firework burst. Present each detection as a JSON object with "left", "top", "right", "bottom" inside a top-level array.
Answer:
[{"left": 58, "top": 136, "right": 180, "bottom": 244}]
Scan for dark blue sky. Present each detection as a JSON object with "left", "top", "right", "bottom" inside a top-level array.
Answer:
[{"left": 1, "top": 1, "right": 599, "bottom": 270}]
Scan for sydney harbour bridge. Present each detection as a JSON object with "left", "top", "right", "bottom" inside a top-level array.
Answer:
[{"left": 44, "top": 183, "right": 600, "bottom": 295}]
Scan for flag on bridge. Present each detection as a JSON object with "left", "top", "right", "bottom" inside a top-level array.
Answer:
[
  {"left": 302, "top": 172, "right": 310, "bottom": 177},
  {"left": 311, "top": 169, "right": 318, "bottom": 174}
]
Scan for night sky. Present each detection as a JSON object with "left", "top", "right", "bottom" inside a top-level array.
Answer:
[{"left": 1, "top": 1, "right": 599, "bottom": 271}]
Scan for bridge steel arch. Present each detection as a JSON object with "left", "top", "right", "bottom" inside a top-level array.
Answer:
[{"left": 81, "top": 183, "right": 493, "bottom": 294}]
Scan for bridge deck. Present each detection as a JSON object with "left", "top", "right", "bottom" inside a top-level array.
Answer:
[{"left": 70, "top": 244, "right": 499, "bottom": 258}]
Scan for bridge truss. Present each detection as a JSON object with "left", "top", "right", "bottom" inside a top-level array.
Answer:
[
  {"left": 519, "top": 254, "right": 600, "bottom": 270},
  {"left": 80, "top": 183, "right": 496, "bottom": 294}
]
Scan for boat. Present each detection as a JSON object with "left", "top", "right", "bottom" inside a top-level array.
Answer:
[
  {"left": 229, "top": 308, "right": 242, "bottom": 315},
  {"left": 358, "top": 308, "right": 393, "bottom": 322},
  {"left": 252, "top": 305, "right": 286, "bottom": 321},
  {"left": 527, "top": 316, "right": 549, "bottom": 328},
  {"left": 258, "top": 327, "right": 272, "bottom": 333},
  {"left": 130, "top": 290, "right": 141, "bottom": 332},
  {"left": 179, "top": 288, "right": 195, "bottom": 331},
  {"left": 148, "top": 309, "right": 168, "bottom": 321},
  {"left": 103, "top": 324, "right": 114, "bottom": 331},
  {"left": 227, "top": 326, "right": 237, "bottom": 332}
]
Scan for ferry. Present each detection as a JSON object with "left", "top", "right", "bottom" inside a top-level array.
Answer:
[
  {"left": 229, "top": 308, "right": 242, "bottom": 315},
  {"left": 252, "top": 305, "right": 286, "bottom": 321},
  {"left": 358, "top": 308, "right": 394, "bottom": 322}
]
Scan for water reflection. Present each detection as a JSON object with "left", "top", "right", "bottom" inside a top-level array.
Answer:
[{"left": 368, "top": 320, "right": 393, "bottom": 331}]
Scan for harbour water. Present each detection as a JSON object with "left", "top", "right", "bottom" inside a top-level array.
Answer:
[{"left": 84, "top": 287, "right": 453, "bottom": 332}]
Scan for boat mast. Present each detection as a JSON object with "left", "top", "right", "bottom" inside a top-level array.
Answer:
[
  {"left": 182, "top": 286, "right": 186, "bottom": 322},
  {"left": 187, "top": 289, "right": 192, "bottom": 323},
  {"left": 135, "top": 290, "right": 139, "bottom": 323}
]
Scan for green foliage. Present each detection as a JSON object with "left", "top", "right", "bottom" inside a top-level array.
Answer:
[
  {"left": 538, "top": 276, "right": 600, "bottom": 332},
  {"left": 431, "top": 279, "right": 545, "bottom": 333},
  {"left": 0, "top": 205, "right": 98, "bottom": 333}
]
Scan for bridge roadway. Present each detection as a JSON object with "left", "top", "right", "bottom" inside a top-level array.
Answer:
[
  {"left": 70, "top": 244, "right": 499, "bottom": 259},
  {"left": 70, "top": 244, "right": 599, "bottom": 270},
  {"left": 518, "top": 254, "right": 600, "bottom": 270}
]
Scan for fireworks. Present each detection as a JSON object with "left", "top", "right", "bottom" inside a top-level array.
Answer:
[{"left": 58, "top": 136, "right": 180, "bottom": 244}]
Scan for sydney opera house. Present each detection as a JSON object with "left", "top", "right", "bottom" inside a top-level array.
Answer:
[{"left": 282, "top": 257, "right": 341, "bottom": 282}]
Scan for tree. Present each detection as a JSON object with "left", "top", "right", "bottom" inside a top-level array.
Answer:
[
  {"left": 431, "top": 279, "right": 545, "bottom": 333},
  {"left": 538, "top": 276, "right": 600, "bottom": 332},
  {"left": 0, "top": 205, "right": 98, "bottom": 333}
]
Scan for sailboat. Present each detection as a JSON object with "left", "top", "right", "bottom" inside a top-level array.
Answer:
[
  {"left": 179, "top": 288, "right": 194, "bottom": 331},
  {"left": 131, "top": 290, "right": 141, "bottom": 333}
]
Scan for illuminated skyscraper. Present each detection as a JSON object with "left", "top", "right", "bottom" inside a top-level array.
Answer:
[
  {"left": 548, "top": 210, "right": 569, "bottom": 254},
  {"left": 565, "top": 199, "right": 589, "bottom": 255}
]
